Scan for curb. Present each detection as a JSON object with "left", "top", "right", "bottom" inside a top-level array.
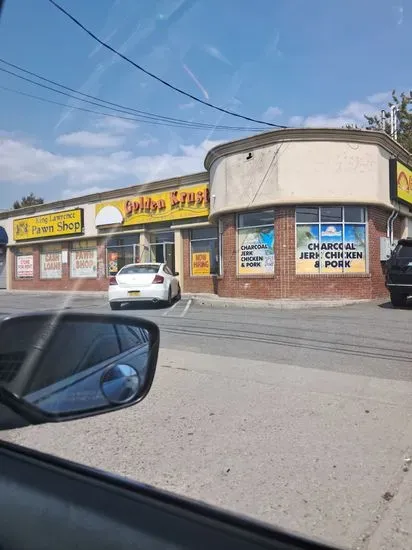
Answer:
[
  {"left": 183, "top": 294, "right": 370, "bottom": 310},
  {"left": 0, "top": 290, "right": 108, "bottom": 298}
]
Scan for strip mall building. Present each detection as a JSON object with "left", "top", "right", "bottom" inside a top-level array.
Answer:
[{"left": 1, "top": 128, "right": 412, "bottom": 300}]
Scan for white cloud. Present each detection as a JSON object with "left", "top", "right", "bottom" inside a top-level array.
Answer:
[
  {"left": 340, "top": 101, "right": 377, "bottom": 120},
  {"left": 136, "top": 136, "right": 159, "bottom": 147},
  {"left": 0, "top": 136, "right": 222, "bottom": 189},
  {"left": 63, "top": 186, "right": 110, "bottom": 199},
  {"left": 179, "top": 101, "right": 196, "bottom": 110},
  {"left": 367, "top": 91, "right": 392, "bottom": 104},
  {"left": 288, "top": 115, "right": 304, "bottom": 127},
  {"left": 95, "top": 116, "right": 138, "bottom": 133},
  {"left": 263, "top": 106, "right": 283, "bottom": 120},
  {"left": 56, "top": 131, "right": 125, "bottom": 149},
  {"left": 301, "top": 115, "right": 359, "bottom": 128},
  {"left": 203, "top": 44, "right": 231, "bottom": 65},
  {"left": 289, "top": 92, "right": 391, "bottom": 129}
]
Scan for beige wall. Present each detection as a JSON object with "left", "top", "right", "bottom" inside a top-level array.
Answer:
[{"left": 208, "top": 140, "right": 394, "bottom": 218}]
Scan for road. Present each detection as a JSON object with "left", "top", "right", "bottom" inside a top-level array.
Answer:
[{"left": 1, "top": 292, "right": 412, "bottom": 549}]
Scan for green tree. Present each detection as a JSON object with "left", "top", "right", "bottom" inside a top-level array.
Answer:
[
  {"left": 364, "top": 90, "right": 412, "bottom": 152},
  {"left": 13, "top": 193, "right": 44, "bottom": 209}
]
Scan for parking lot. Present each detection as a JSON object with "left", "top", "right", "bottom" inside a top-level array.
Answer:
[{"left": 1, "top": 292, "right": 412, "bottom": 548}]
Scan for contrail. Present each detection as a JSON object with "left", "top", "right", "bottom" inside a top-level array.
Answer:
[{"left": 182, "top": 64, "right": 209, "bottom": 100}]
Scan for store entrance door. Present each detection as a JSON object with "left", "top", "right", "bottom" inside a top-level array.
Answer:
[{"left": 149, "top": 231, "right": 175, "bottom": 273}]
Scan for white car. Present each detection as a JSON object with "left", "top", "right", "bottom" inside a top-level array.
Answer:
[{"left": 108, "top": 263, "right": 181, "bottom": 310}]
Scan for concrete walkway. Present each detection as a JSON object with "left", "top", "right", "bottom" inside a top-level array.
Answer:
[{"left": 0, "top": 289, "right": 370, "bottom": 310}]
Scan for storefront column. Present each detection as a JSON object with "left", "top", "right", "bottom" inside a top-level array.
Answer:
[
  {"left": 139, "top": 231, "right": 150, "bottom": 263},
  {"left": 6, "top": 247, "right": 12, "bottom": 290},
  {"left": 174, "top": 229, "right": 184, "bottom": 287}
]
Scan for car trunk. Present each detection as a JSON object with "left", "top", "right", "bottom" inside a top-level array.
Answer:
[{"left": 116, "top": 272, "right": 157, "bottom": 288}]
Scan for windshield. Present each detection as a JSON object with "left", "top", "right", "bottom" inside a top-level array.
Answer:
[{"left": 1, "top": 1, "right": 412, "bottom": 548}]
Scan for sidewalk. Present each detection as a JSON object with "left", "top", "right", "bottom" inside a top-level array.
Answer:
[
  {"left": 184, "top": 292, "right": 369, "bottom": 310},
  {"left": 0, "top": 289, "right": 369, "bottom": 309}
]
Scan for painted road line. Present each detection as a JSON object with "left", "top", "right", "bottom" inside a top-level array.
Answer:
[
  {"left": 180, "top": 298, "right": 192, "bottom": 318},
  {"left": 162, "top": 299, "right": 180, "bottom": 317}
]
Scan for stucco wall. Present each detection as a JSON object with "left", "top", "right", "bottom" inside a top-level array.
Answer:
[{"left": 209, "top": 140, "right": 394, "bottom": 218}]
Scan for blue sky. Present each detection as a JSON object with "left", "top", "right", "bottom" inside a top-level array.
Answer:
[{"left": 0, "top": 0, "right": 409, "bottom": 208}]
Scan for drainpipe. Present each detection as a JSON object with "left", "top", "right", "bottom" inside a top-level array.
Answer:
[{"left": 387, "top": 210, "right": 398, "bottom": 245}]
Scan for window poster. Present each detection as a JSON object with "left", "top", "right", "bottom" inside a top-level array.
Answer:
[
  {"left": 238, "top": 227, "right": 274, "bottom": 275},
  {"left": 296, "top": 224, "right": 366, "bottom": 274}
]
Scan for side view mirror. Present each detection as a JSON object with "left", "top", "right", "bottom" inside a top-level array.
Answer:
[
  {"left": 0, "top": 311, "right": 159, "bottom": 427},
  {"left": 174, "top": 271, "right": 179, "bottom": 276}
]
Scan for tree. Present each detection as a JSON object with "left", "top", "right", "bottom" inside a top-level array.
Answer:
[
  {"left": 13, "top": 193, "right": 44, "bottom": 209},
  {"left": 364, "top": 90, "right": 412, "bottom": 152}
]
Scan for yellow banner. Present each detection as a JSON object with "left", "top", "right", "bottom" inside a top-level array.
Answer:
[
  {"left": 95, "top": 184, "right": 209, "bottom": 226},
  {"left": 14, "top": 209, "right": 84, "bottom": 241},
  {"left": 395, "top": 161, "right": 412, "bottom": 205},
  {"left": 192, "top": 252, "right": 210, "bottom": 275}
]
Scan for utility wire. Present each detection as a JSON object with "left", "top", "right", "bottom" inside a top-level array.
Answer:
[
  {"left": 0, "top": 58, "right": 260, "bottom": 130},
  {"left": 0, "top": 60, "right": 266, "bottom": 132},
  {"left": 47, "top": 0, "right": 287, "bottom": 129},
  {"left": 0, "top": 84, "right": 267, "bottom": 132}
]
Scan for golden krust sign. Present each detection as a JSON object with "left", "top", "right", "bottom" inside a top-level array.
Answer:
[
  {"left": 390, "top": 159, "right": 412, "bottom": 207},
  {"left": 95, "top": 184, "right": 209, "bottom": 227},
  {"left": 13, "top": 209, "right": 84, "bottom": 241}
]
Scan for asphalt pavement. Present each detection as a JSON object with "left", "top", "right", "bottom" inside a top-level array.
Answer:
[{"left": 1, "top": 292, "right": 412, "bottom": 549}]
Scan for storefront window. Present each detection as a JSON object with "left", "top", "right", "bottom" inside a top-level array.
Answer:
[
  {"left": 15, "top": 247, "right": 34, "bottom": 279},
  {"left": 70, "top": 240, "right": 98, "bottom": 279},
  {"left": 40, "top": 244, "right": 62, "bottom": 280},
  {"left": 237, "top": 210, "right": 275, "bottom": 275},
  {"left": 106, "top": 234, "right": 140, "bottom": 276},
  {"left": 190, "top": 227, "right": 219, "bottom": 276},
  {"left": 296, "top": 206, "right": 367, "bottom": 274}
]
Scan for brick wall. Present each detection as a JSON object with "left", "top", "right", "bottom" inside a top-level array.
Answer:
[
  {"left": 11, "top": 241, "right": 108, "bottom": 291},
  {"left": 182, "top": 206, "right": 394, "bottom": 300}
]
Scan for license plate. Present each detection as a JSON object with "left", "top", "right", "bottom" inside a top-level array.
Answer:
[{"left": 128, "top": 291, "right": 140, "bottom": 296}]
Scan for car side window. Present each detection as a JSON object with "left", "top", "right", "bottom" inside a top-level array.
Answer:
[{"left": 164, "top": 265, "right": 173, "bottom": 276}]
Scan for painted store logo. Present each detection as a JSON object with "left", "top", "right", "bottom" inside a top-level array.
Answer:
[
  {"left": 124, "top": 188, "right": 209, "bottom": 216},
  {"left": 95, "top": 184, "right": 210, "bottom": 227}
]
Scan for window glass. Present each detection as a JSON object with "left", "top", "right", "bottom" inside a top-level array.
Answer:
[
  {"left": 237, "top": 211, "right": 274, "bottom": 275},
  {"left": 119, "top": 264, "right": 159, "bottom": 274},
  {"left": 70, "top": 243, "right": 97, "bottom": 279},
  {"left": 40, "top": 244, "right": 62, "bottom": 280},
  {"left": 296, "top": 207, "right": 319, "bottom": 223},
  {"left": 396, "top": 243, "right": 412, "bottom": 259},
  {"left": 296, "top": 207, "right": 367, "bottom": 274},
  {"left": 190, "top": 227, "right": 219, "bottom": 276},
  {"left": 15, "top": 250, "right": 34, "bottom": 279},
  {"left": 320, "top": 207, "right": 342, "bottom": 223},
  {"left": 344, "top": 207, "right": 365, "bottom": 223},
  {"left": 238, "top": 210, "right": 274, "bottom": 228},
  {"left": 191, "top": 227, "right": 217, "bottom": 240}
]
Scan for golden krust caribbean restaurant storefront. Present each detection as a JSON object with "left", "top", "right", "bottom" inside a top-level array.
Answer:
[{"left": 1, "top": 128, "right": 412, "bottom": 300}]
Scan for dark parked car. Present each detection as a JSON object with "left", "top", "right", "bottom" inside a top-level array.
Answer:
[{"left": 385, "top": 238, "right": 412, "bottom": 307}]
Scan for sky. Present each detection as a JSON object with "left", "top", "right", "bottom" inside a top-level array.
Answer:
[{"left": 0, "top": 0, "right": 409, "bottom": 209}]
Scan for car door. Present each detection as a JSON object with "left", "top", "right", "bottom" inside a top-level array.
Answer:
[{"left": 0, "top": 440, "right": 340, "bottom": 550}]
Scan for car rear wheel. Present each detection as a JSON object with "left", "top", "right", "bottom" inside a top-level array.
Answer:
[
  {"left": 110, "top": 302, "right": 121, "bottom": 310},
  {"left": 390, "top": 293, "right": 407, "bottom": 308},
  {"left": 176, "top": 284, "right": 181, "bottom": 301}
]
